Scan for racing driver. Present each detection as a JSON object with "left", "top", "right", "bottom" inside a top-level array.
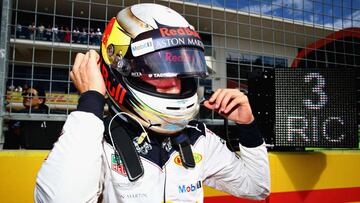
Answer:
[{"left": 35, "top": 3, "right": 270, "bottom": 203}]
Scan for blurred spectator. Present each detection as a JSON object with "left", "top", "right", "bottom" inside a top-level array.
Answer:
[
  {"left": 58, "top": 26, "right": 65, "bottom": 42},
  {"left": 16, "top": 24, "right": 22, "bottom": 38},
  {"left": 52, "top": 25, "right": 59, "bottom": 41},
  {"left": 28, "top": 22, "right": 36, "bottom": 40},
  {"left": 79, "top": 28, "right": 87, "bottom": 44},
  {"left": 73, "top": 27, "right": 80, "bottom": 43},
  {"left": 15, "top": 85, "right": 23, "bottom": 92},
  {"left": 95, "top": 28, "right": 102, "bottom": 45},
  {"left": 8, "top": 84, "right": 15, "bottom": 91},
  {"left": 3, "top": 86, "right": 49, "bottom": 149},
  {"left": 89, "top": 28, "right": 95, "bottom": 45},
  {"left": 37, "top": 24, "right": 45, "bottom": 40},
  {"left": 23, "top": 84, "right": 29, "bottom": 92},
  {"left": 64, "top": 27, "right": 71, "bottom": 43},
  {"left": 45, "top": 25, "right": 52, "bottom": 41}
]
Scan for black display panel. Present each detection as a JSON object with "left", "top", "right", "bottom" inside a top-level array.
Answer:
[{"left": 275, "top": 68, "right": 357, "bottom": 148}]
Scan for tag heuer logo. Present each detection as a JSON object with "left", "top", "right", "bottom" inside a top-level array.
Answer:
[
  {"left": 111, "top": 154, "right": 127, "bottom": 176},
  {"left": 174, "top": 153, "right": 202, "bottom": 166}
]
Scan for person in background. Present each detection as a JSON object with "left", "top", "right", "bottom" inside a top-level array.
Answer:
[
  {"left": 45, "top": 25, "right": 52, "bottom": 41},
  {"left": 37, "top": 24, "right": 45, "bottom": 40},
  {"left": 58, "top": 26, "right": 65, "bottom": 42},
  {"left": 16, "top": 23, "right": 22, "bottom": 38},
  {"left": 52, "top": 25, "right": 59, "bottom": 42},
  {"left": 79, "top": 27, "right": 88, "bottom": 44},
  {"left": 95, "top": 28, "right": 102, "bottom": 45},
  {"left": 64, "top": 27, "right": 71, "bottom": 43},
  {"left": 22, "top": 86, "right": 49, "bottom": 113},
  {"left": 28, "top": 22, "right": 36, "bottom": 40},
  {"left": 3, "top": 86, "right": 49, "bottom": 149},
  {"left": 22, "top": 83, "right": 29, "bottom": 92},
  {"left": 89, "top": 28, "right": 95, "bottom": 45},
  {"left": 73, "top": 27, "right": 80, "bottom": 43}
]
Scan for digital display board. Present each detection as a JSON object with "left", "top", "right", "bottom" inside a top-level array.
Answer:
[{"left": 275, "top": 68, "right": 358, "bottom": 148}]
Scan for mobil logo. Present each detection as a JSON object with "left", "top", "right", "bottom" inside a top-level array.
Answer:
[{"left": 178, "top": 181, "right": 202, "bottom": 193}]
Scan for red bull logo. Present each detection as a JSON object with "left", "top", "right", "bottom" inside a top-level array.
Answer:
[
  {"left": 101, "top": 62, "right": 126, "bottom": 105},
  {"left": 160, "top": 27, "right": 200, "bottom": 39},
  {"left": 165, "top": 52, "right": 195, "bottom": 62}
]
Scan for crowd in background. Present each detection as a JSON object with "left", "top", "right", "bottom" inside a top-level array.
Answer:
[
  {"left": 14, "top": 22, "right": 103, "bottom": 45},
  {"left": 7, "top": 84, "right": 27, "bottom": 93}
]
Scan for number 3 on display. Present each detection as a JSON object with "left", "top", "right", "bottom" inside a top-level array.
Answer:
[{"left": 303, "top": 73, "right": 328, "bottom": 110}]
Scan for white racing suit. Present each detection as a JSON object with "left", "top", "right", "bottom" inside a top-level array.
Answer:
[{"left": 35, "top": 91, "right": 270, "bottom": 203}]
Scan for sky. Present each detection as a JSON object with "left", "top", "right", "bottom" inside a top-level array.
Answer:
[{"left": 184, "top": 0, "right": 360, "bottom": 28}]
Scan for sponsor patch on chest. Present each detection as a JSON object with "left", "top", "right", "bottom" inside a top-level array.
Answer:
[
  {"left": 174, "top": 153, "right": 203, "bottom": 166},
  {"left": 111, "top": 154, "right": 127, "bottom": 176},
  {"left": 178, "top": 181, "right": 202, "bottom": 193}
]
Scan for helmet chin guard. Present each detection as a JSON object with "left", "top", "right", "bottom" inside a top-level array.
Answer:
[{"left": 100, "top": 3, "right": 207, "bottom": 135}]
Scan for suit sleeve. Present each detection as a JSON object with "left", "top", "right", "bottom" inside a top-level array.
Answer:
[
  {"left": 202, "top": 122, "right": 270, "bottom": 200},
  {"left": 34, "top": 91, "right": 105, "bottom": 203}
]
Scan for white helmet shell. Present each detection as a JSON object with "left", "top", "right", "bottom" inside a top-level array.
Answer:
[{"left": 101, "top": 3, "right": 207, "bottom": 135}]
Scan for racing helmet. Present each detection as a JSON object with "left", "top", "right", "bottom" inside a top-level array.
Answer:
[{"left": 100, "top": 3, "right": 208, "bottom": 135}]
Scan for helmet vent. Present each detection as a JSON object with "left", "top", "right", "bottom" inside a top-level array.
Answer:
[
  {"left": 186, "top": 104, "right": 195, "bottom": 108},
  {"left": 166, "top": 107, "right": 181, "bottom": 110}
]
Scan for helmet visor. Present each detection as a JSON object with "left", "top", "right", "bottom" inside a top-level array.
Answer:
[{"left": 127, "top": 47, "right": 208, "bottom": 78}]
